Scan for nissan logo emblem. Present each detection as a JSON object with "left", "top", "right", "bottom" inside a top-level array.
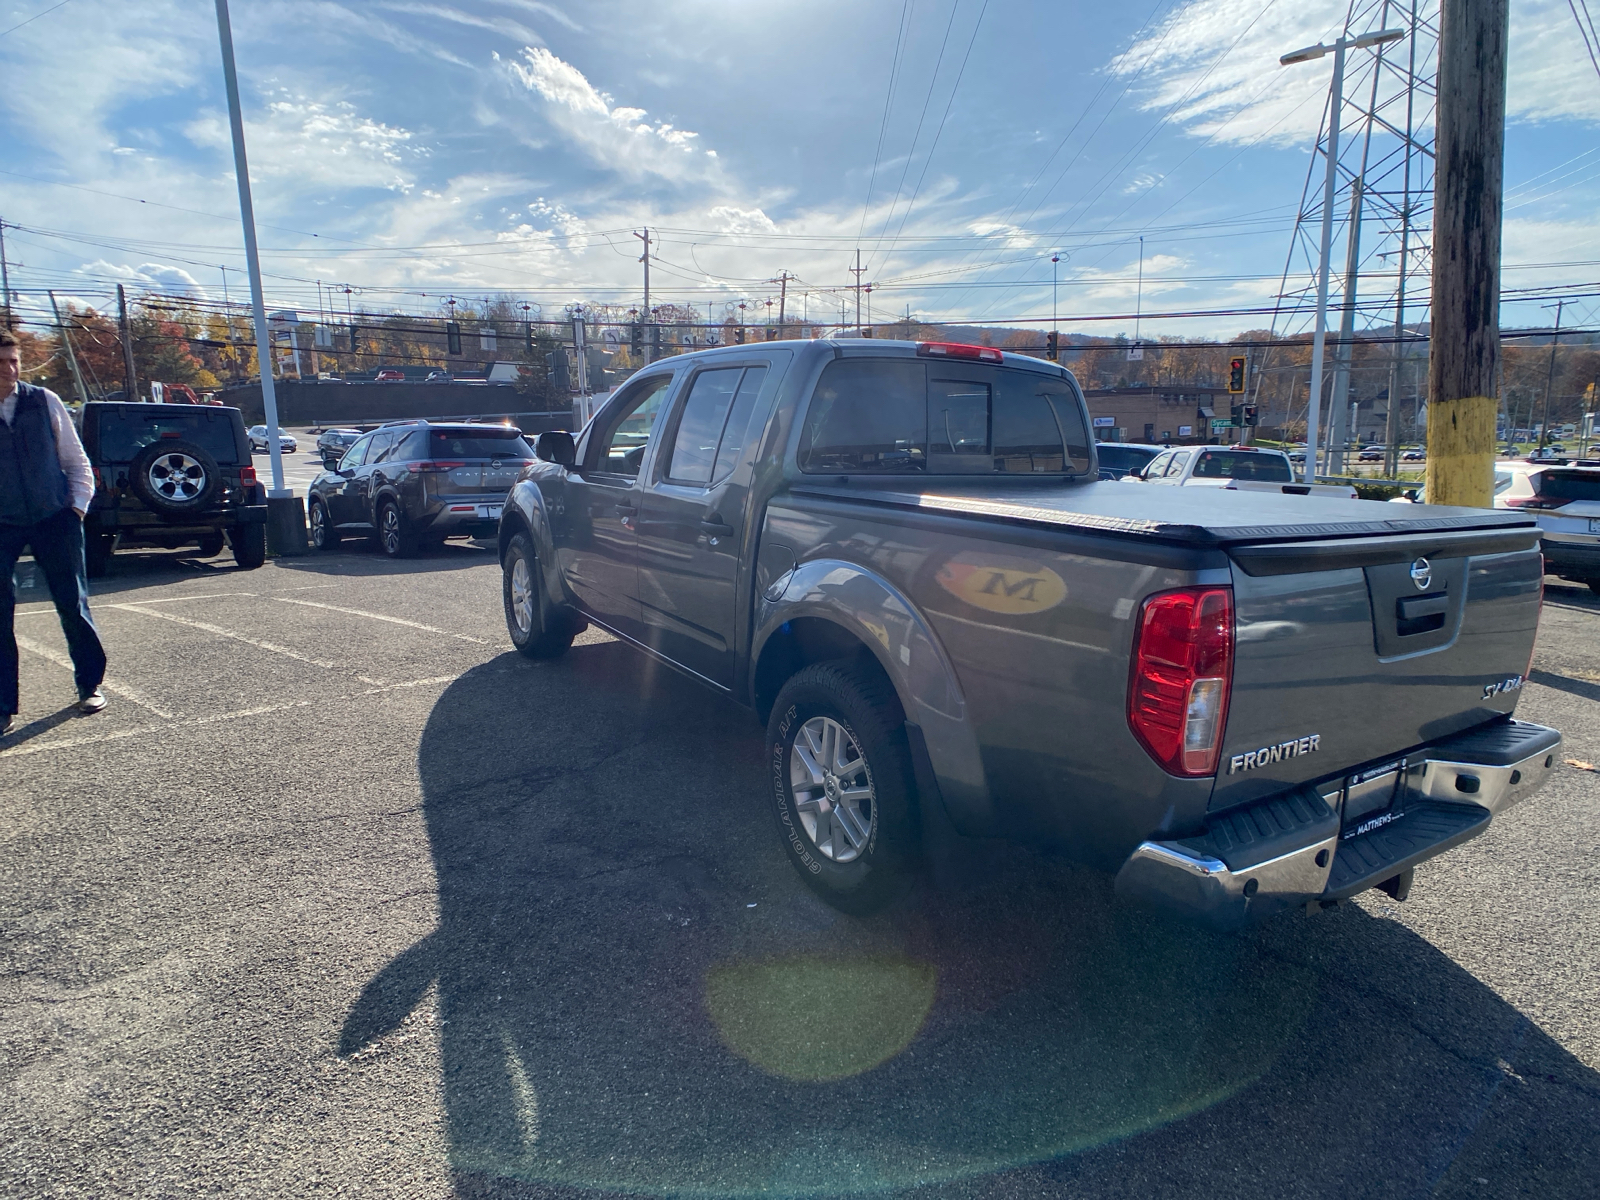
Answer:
[{"left": 1409, "top": 557, "right": 1432, "bottom": 591}]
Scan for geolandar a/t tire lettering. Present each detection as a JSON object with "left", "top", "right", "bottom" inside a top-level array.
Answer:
[{"left": 766, "top": 658, "right": 918, "bottom": 911}]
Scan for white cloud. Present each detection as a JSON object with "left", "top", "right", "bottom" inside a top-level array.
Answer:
[
  {"left": 185, "top": 96, "right": 420, "bottom": 192},
  {"left": 1111, "top": 0, "right": 1600, "bottom": 149},
  {"left": 1122, "top": 171, "right": 1165, "bottom": 195},
  {"left": 80, "top": 261, "right": 209, "bottom": 298},
  {"left": 707, "top": 206, "right": 779, "bottom": 235},
  {"left": 501, "top": 47, "right": 714, "bottom": 182}
]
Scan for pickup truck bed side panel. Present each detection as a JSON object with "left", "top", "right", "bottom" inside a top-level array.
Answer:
[{"left": 760, "top": 497, "right": 1224, "bottom": 867}]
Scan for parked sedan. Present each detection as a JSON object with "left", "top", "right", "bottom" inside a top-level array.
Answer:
[
  {"left": 317, "top": 427, "right": 362, "bottom": 456},
  {"left": 374, "top": 369, "right": 406, "bottom": 383},
  {"left": 247, "top": 425, "right": 298, "bottom": 455}
]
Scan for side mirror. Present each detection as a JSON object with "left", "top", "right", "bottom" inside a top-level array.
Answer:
[
  {"left": 536, "top": 430, "right": 576, "bottom": 466},
  {"left": 323, "top": 453, "right": 341, "bottom": 470},
  {"left": 1402, "top": 488, "right": 1419, "bottom": 502}
]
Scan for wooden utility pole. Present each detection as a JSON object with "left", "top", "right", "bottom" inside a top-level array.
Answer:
[
  {"left": 117, "top": 284, "right": 139, "bottom": 401},
  {"left": 1426, "top": 0, "right": 1509, "bottom": 507}
]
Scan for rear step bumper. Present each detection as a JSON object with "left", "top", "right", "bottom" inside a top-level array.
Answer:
[{"left": 1115, "top": 719, "right": 1562, "bottom": 930}]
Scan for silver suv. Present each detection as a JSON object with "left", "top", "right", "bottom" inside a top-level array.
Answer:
[{"left": 306, "top": 421, "right": 533, "bottom": 556}]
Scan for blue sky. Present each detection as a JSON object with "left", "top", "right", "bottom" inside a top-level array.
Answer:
[{"left": 2, "top": 0, "right": 1597, "bottom": 340}]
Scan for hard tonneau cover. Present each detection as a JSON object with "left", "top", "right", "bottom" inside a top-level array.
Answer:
[{"left": 789, "top": 481, "right": 1538, "bottom": 555}]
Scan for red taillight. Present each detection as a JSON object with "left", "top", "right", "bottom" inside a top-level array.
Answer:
[
  {"left": 1503, "top": 495, "right": 1571, "bottom": 509},
  {"left": 238, "top": 465, "right": 257, "bottom": 485},
  {"left": 407, "top": 460, "right": 467, "bottom": 473},
  {"left": 916, "top": 341, "right": 1004, "bottom": 363},
  {"left": 1128, "top": 587, "right": 1234, "bottom": 777}
]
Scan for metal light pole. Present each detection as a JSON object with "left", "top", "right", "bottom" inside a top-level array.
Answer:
[
  {"left": 214, "top": 0, "right": 288, "bottom": 500},
  {"left": 1538, "top": 299, "right": 1565, "bottom": 455},
  {"left": 1280, "top": 26, "right": 1404, "bottom": 482},
  {"left": 1052, "top": 253, "right": 1059, "bottom": 340}
]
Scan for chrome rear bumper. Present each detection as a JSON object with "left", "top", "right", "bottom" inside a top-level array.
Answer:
[{"left": 1115, "top": 719, "right": 1561, "bottom": 930}]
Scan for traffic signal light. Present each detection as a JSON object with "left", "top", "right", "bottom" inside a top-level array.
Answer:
[
  {"left": 630, "top": 323, "right": 643, "bottom": 355},
  {"left": 525, "top": 321, "right": 534, "bottom": 353},
  {"left": 1046, "top": 330, "right": 1059, "bottom": 361},
  {"left": 446, "top": 321, "right": 462, "bottom": 355},
  {"left": 545, "top": 348, "right": 568, "bottom": 388},
  {"left": 1228, "top": 355, "right": 1246, "bottom": 393},
  {"left": 734, "top": 326, "right": 745, "bottom": 344},
  {"left": 650, "top": 324, "right": 662, "bottom": 356},
  {"left": 348, "top": 324, "right": 359, "bottom": 353},
  {"left": 1242, "top": 404, "right": 1258, "bottom": 427}
]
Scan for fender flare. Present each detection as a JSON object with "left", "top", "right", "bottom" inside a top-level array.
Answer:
[
  {"left": 752, "top": 557, "right": 994, "bottom": 833},
  {"left": 498, "top": 479, "right": 571, "bottom": 614}
]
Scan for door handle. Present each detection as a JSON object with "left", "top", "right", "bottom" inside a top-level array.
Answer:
[
  {"left": 700, "top": 518, "right": 736, "bottom": 538},
  {"left": 614, "top": 503, "right": 637, "bottom": 517}
]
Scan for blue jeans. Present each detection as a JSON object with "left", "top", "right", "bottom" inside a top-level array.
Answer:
[{"left": 0, "top": 506, "right": 107, "bottom": 715}]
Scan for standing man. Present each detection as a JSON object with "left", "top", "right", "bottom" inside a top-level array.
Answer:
[{"left": 0, "top": 330, "right": 106, "bottom": 735}]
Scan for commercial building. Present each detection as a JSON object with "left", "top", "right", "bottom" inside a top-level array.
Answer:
[{"left": 1081, "top": 386, "right": 1238, "bottom": 446}]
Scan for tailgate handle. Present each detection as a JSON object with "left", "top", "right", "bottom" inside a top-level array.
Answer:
[{"left": 1397, "top": 594, "right": 1449, "bottom": 621}]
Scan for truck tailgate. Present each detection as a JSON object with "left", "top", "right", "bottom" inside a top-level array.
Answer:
[{"left": 1211, "top": 523, "right": 1544, "bottom": 810}]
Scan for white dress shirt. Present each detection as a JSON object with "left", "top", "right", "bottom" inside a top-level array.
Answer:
[{"left": 0, "top": 384, "right": 96, "bottom": 515}]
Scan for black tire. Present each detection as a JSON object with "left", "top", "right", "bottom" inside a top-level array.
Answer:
[
  {"left": 502, "top": 532, "right": 576, "bottom": 659},
  {"left": 196, "top": 531, "right": 226, "bottom": 558},
  {"left": 767, "top": 659, "right": 918, "bottom": 911},
  {"left": 128, "top": 440, "right": 220, "bottom": 518},
  {"left": 308, "top": 499, "right": 342, "bottom": 551},
  {"left": 85, "top": 533, "right": 113, "bottom": 578},
  {"left": 377, "top": 498, "right": 417, "bottom": 558},
  {"left": 229, "top": 522, "right": 267, "bottom": 570}
]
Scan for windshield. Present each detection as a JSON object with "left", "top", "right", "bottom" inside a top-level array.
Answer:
[
  {"left": 94, "top": 408, "right": 241, "bottom": 465},
  {"left": 1191, "top": 450, "right": 1293, "bottom": 482}
]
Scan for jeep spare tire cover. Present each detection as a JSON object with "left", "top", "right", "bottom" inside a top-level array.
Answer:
[{"left": 129, "top": 439, "right": 221, "bottom": 517}]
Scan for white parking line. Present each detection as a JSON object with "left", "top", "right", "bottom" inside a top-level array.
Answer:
[
  {"left": 14, "top": 633, "right": 176, "bottom": 719},
  {"left": 0, "top": 674, "right": 460, "bottom": 759},
  {"left": 109, "top": 604, "right": 338, "bottom": 669},
  {"left": 114, "top": 592, "right": 258, "bottom": 606},
  {"left": 269, "top": 597, "right": 492, "bottom": 645}
]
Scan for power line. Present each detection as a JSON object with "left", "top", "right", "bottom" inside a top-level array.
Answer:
[
  {"left": 858, "top": 0, "right": 915, "bottom": 245},
  {"left": 0, "top": 0, "right": 72, "bottom": 38}
]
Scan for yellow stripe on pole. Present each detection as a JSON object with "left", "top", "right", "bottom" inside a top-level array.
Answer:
[{"left": 1424, "top": 395, "right": 1498, "bottom": 508}]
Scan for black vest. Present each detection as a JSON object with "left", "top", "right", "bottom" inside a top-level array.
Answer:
[{"left": 0, "top": 384, "right": 71, "bottom": 527}]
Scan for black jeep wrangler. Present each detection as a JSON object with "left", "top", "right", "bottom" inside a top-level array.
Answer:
[{"left": 79, "top": 402, "right": 269, "bottom": 576}]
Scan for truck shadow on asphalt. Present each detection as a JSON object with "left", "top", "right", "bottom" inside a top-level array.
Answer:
[{"left": 340, "top": 647, "right": 1600, "bottom": 1200}]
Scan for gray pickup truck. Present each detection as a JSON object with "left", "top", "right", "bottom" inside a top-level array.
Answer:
[{"left": 496, "top": 338, "right": 1560, "bottom": 927}]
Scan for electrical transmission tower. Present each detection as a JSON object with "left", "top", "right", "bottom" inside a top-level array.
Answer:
[{"left": 1266, "top": 0, "right": 1437, "bottom": 478}]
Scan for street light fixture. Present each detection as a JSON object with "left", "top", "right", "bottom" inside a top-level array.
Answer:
[{"left": 1280, "top": 26, "right": 1406, "bottom": 483}]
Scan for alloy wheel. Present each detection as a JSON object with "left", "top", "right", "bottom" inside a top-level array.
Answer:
[
  {"left": 510, "top": 555, "right": 534, "bottom": 635},
  {"left": 789, "top": 716, "right": 875, "bottom": 863},
  {"left": 148, "top": 453, "right": 207, "bottom": 502},
  {"left": 382, "top": 506, "right": 401, "bottom": 555},
  {"left": 310, "top": 503, "right": 327, "bottom": 548}
]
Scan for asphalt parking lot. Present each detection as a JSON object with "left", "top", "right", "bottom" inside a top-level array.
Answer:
[{"left": 2, "top": 536, "right": 1598, "bottom": 1199}]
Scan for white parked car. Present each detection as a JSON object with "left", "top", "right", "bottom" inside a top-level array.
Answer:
[
  {"left": 1498, "top": 462, "right": 1600, "bottom": 594},
  {"left": 1126, "top": 445, "right": 1358, "bottom": 498},
  {"left": 247, "top": 425, "right": 298, "bottom": 455}
]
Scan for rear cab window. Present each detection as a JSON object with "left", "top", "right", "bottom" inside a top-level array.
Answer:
[
  {"left": 798, "top": 357, "right": 1090, "bottom": 476},
  {"left": 92, "top": 407, "right": 243, "bottom": 465}
]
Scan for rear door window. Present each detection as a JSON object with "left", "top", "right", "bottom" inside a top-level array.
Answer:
[
  {"left": 97, "top": 409, "right": 242, "bottom": 465},
  {"left": 665, "top": 369, "right": 743, "bottom": 484}
]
